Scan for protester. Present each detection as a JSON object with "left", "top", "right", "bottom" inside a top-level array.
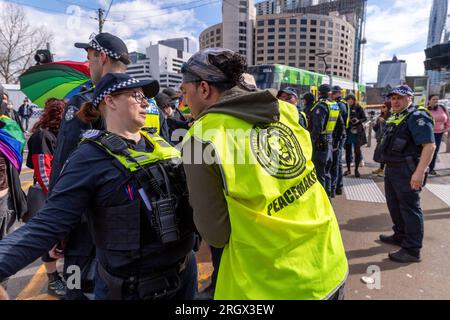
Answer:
[
  {"left": 277, "top": 87, "right": 308, "bottom": 129},
  {"left": 18, "top": 98, "right": 33, "bottom": 132},
  {"left": 181, "top": 48, "right": 348, "bottom": 299},
  {"left": 372, "top": 101, "right": 392, "bottom": 176},
  {"left": 427, "top": 95, "right": 450, "bottom": 175},
  {"left": 344, "top": 94, "right": 367, "bottom": 178},
  {"left": 26, "top": 98, "right": 67, "bottom": 298},
  {"left": 0, "top": 85, "right": 27, "bottom": 292}
]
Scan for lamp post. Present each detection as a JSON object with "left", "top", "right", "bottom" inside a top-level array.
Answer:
[{"left": 316, "top": 51, "right": 332, "bottom": 86}]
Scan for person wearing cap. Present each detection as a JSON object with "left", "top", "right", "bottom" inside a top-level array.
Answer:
[
  {"left": 46, "top": 32, "right": 131, "bottom": 300},
  {"left": 330, "top": 85, "right": 350, "bottom": 196},
  {"left": 0, "top": 73, "right": 197, "bottom": 300},
  {"left": 302, "top": 92, "right": 316, "bottom": 119},
  {"left": 160, "top": 88, "right": 193, "bottom": 143},
  {"left": 378, "top": 85, "right": 435, "bottom": 263},
  {"left": 180, "top": 48, "right": 348, "bottom": 300},
  {"left": 343, "top": 94, "right": 367, "bottom": 178},
  {"left": 277, "top": 87, "right": 308, "bottom": 129},
  {"left": 308, "top": 84, "right": 343, "bottom": 197}
]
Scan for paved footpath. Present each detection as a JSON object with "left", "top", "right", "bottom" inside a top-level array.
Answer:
[{"left": 7, "top": 136, "right": 450, "bottom": 300}]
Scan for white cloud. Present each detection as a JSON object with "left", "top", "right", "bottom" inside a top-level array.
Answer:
[
  {"left": 0, "top": 0, "right": 207, "bottom": 63},
  {"left": 362, "top": 0, "right": 433, "bottom": 84}
]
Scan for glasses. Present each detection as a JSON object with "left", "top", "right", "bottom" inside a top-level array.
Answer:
[{"left": 109, "top": 90, "right": 147, "bottom": 105}]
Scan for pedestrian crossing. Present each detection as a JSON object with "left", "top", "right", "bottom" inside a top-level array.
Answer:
[
  {"left": 343, "top": 177, "right": 386, "bottom": 203},
  {"left": 426, "top": 184, "right": 450, "bottom": 206}
]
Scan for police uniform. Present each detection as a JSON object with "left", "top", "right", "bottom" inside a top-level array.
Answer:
[
  {"left": 330, "top": 90, "right": 350, "bottom": 196},
  {"left": 309, "top": 85, "right": 342, "bottom": 196},
  {"left": 379, "top": 85, "right": 435, "bottom": 262},
  {"left": 0, "top": 74, "right": 197, "bottom": 300}
]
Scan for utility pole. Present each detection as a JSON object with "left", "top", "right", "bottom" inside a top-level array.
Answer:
[{"left": 97, "top": 8, "right": 105, "bottom": 33}]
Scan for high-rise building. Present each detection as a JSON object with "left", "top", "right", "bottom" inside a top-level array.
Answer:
[
  {"left": 222, "top": 0, "right": 256, "bottom": 65},
  {"left": 253, "top": 12, "right": 355, "bottom": 79},
  {"left": 126, "top": 43, "right": 192, "bottom": 88},
  {"left": 158, "top": 37, "right": 196, "bottom": 54},
  {"left": 427, "top": 0, "right": 448, "bottom": 48},
  {"left": 376, "top": 55, "right": 407, "bottom": 88},
  {"left": 200, "top": 0, "right": 359, "bottom": 80},
  {"left": 426, "top": 1, "right": 449, "bottom": 87},
  {"left": 246, "top": 0, "right": 366, "bottom": 81}
]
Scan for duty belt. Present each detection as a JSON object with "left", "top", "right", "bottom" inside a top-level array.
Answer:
[{"left": 97, "top": 254, "right": 190, "bottom": 300}]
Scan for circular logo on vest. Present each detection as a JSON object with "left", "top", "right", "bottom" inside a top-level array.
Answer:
[{"left": 250, "top": 122, "right": 306, "bottom": 179}]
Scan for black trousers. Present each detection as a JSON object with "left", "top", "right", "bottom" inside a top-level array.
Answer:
[{"left": 345, "top": 143, "right": 363, "bottom": 171}]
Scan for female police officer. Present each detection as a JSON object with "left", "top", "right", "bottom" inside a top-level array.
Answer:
[{"left": 0, "top": 73, "right": 197, "bottom": 300}]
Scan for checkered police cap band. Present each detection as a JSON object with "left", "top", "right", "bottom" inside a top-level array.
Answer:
[
  {"left": 93, "top": 78, "right": 140, "bottom": 108},
  {"left": 89, "top": 40, "right": 122, "bottom": 60},
  {"left": 388, "top": 85, "right": 414, "bottom": 97}
]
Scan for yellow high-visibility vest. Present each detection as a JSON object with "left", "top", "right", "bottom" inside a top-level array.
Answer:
[
  {"left": 144, "top": 98, "right": 161, "bottom": 134},
  {"left": 183, "top": 99, "right": 348, "bottom": 300},
  {"left": 311, "top": 100, "right": 340, "bottom": 134}
]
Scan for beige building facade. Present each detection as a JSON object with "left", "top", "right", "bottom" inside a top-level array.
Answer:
[{"left": 200, "top": 10, "right": 355, "bottom": 80}]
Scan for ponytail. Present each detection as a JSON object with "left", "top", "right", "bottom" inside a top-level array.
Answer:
[{"left": 77, "top": 101, "right": 101, "bottom": 124}]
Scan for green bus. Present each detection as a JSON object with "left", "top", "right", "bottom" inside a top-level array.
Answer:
[{"left": 248, "top": 64, "right": 366, "bottom": 105}]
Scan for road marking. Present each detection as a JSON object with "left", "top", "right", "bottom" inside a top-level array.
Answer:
[
  {"left": 343, "top": 177, "right": 386, "bottom": 203},
  {"left": 426, "top": 184, "right": 450, "bottom": 206},
  {"left": 16, "top": 264, "right": 48, "bottom": 300},
  {"left": 20, "top": 180, "right": 33, "bottom": 191}
]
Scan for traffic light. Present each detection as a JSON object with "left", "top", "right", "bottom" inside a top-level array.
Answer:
[{"left": 34, "top": 49, "right": 53, "bottom": 65}]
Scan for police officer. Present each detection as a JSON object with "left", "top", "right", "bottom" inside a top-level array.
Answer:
[
  {"left": 302, "top": 92, "right": 316, "bottom": 120},
  {"left": 277, "top": 87, "right": 308, "bottom": 129},
  {"left": 330, "top": 86, "right": 350, "bottom": 196},
  {"left": 0, "top": 73, "right": 197, "bottom": 300},
  {"left": 308, "top": 84, "right": 343, "bottom": 197},
  {"left": 379, "top": 85, "right": 436, "bottom": 263},
  {"left": 48, "top": 32, "right": 131, "bottom": 300},
  {"left": 143, "top": 97, "right": 170, "bottom": 142},
  {"left": 181, "top": 48, "right": 347, "bottom": 299}
]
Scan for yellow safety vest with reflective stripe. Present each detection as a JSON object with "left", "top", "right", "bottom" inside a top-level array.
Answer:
[
  {"left": 386, "top": 106, "right": 434, "bottom": 126},
  {"left": 183, "top": 100, "right": 348, "bottom": 300},
  {"left": 144, "top": 98, "right": 161, "bottom": 135},
  {"left": 311, "top": 100, "right": 340, "bottom": 134},
  {"left": 299, "top": 111, "right": 308, "bottom": 128},
  {"left": 87, "top": 131, "right": 179, "bottom": 172}
]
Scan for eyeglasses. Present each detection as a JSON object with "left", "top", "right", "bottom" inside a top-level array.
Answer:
[
  {"left": 109, "top": 90, "right": 147, "bottom": 105},
  {"left": 89, "top": 33, "right": 103, "bottom": 50}
]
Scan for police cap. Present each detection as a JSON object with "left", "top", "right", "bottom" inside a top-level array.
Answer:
[
  {"left": 92, "top": 73, "right": 159, "bottom": 109},
  {"left": 75, "top": 33, "right": 130, "bottom": 65},
  {"left": 318, "top": 84, "right": 331, "bottom": 94},
  {"left": 331, "top": 85, "right": 343, "bottom": 92}
]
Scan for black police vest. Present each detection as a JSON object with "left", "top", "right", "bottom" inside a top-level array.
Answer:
[
  {"left": 379, "top": 106, "right": 425, "bottom": 164},
  {"left": 82, "top": 131, "right": 195, "bottom": 252}
]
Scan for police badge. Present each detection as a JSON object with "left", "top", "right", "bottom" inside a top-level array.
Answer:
[{"left": 65, "top": 105, "right": 77, "bottom": 121}]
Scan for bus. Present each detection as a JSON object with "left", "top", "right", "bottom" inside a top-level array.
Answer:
[{"left": 248, "top": 64, "right": 367, "bottom": 105}]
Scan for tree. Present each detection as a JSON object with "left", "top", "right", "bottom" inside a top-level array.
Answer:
[{"left": 0, "top": 3, "right": 53, "bottom": 84}]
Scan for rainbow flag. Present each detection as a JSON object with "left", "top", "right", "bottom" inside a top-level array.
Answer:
[
  {"left": 178, "top": 100, "right": 191, "bottom": 115},
  {"left": 0, "top": 115, "right": 25, "bottom": 172}
]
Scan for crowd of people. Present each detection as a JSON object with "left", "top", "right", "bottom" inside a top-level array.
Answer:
[{"left": 0, "top": 31, "right": 448, "bottom": 301}]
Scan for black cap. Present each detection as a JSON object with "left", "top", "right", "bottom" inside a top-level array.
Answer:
[
  {"left": 302, "top": 92, "right": 316, "bottom": 104},
  {"left": 92, "top": 73, "right": 159, "bottom": 108},
  {"left": 162, "top": 87, "right": 180, "bottom": 100},
  {"left": 318, "top": 84, "right": 331, "bottom": 94},
  {"left": 279, "top": 87, "right": 298, "bottom": 99},
  {"left": 154, "top": 92, "right": 172, "bottom": 109},
  {"left": 75, "top": 33, "right": 130, "bottom": 65},
  {"left": 331, "top": 85, "right": 342, "bottom": 92}
]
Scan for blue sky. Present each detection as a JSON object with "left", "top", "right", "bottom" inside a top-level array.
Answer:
[{"left": 0, "top": 0, "right": 441, "bottom": 83}]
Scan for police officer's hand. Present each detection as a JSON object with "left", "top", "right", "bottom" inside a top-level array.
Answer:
[
  {"left": 410, "top": 170, "right": 425, "bottom": 190},
  {"left": 48, "top": 244, "right": 64, "bottom": 260},
  {"left": 0, "top": 285, "right": 9, "bottom": 300}
]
